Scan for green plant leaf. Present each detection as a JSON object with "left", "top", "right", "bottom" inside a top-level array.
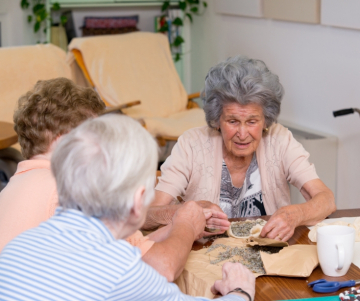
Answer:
[
  {"left": 179, "top": 1, "right": 186, "bottom": 11},
  {"left": 20, "top": 0, "right": 30, "bottom": 9},
  {"left": 185, "top": 13, "right": 193, "bottom": 23},
  {"left": 172, "top": 17, "right": 183, "bottom": 26},
  {"left": 159, "top": 23, "right": 169, "bottom": 32},
  {"left": 34, "top": 21, "right": 41, "bottom": 33},
  {"left": 33, "top": 3, "right": 45, "bottom": 14},
  {"left": 60, "top": 15, "right": 68, "bottom": 25},
  {"left": 161, "top": 1, "right": 170, "bottom": 12},
  {"left": 172, "top": 35, "right": 184, "bottom": 47},
  {"left": 52, "top": 2, "right": 61, "bottom": 11},
  {"left": 203, "top": 1, "right": 208, "bottom": 8},
  {"left": 27, "top": 15, "right": 32, "bottom": 23},
  {"left": 190, "top": 6, "right": 198, "bottom": 13},
  {"left": 35, "top": 8, "right": 48, "bottom": 22},
  {"left": 175, "top": 53, "right": 181, "bottom": 62}
]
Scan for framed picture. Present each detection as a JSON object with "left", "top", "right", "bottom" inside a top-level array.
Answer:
[{"left": 263, "top": 0, "right": 320, "bottom": 24}]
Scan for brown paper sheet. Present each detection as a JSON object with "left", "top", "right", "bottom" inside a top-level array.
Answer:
[
  {"left": 175, "top": 237, "right": 319, "bottom": 298},
  {"left": 175, "top": 238, "right": 251, "bottom": 299},
  {"left": 261, "top": 244, "right": 319, "bottom": 277}
]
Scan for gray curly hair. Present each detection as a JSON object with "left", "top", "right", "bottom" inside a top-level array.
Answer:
[{"left": 201, "top": 55, "right": 284, "bottom": 129}]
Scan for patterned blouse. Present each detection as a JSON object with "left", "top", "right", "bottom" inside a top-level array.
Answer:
[{"left": 219, "top": 154, "right": 266, "bottom": 218}]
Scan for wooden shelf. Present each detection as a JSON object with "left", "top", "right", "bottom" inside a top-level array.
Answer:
[{"left": 49, "top": 0, "right": 178, "bottom": 8}]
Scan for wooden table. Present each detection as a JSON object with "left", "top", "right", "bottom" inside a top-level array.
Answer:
[
  {"left": 192, "top": 209, "right": 360, "bottom": 301},
  {"left": 0, "top": 121, "right": 17, "bottom": 150}
]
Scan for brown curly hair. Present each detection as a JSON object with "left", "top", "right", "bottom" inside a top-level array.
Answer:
[{"left": 14, "top": 78, "right": 106, "bottom": 159}]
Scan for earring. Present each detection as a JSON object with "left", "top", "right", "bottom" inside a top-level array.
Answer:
[{"left": 263, "top": 128, "right": 269, "bottom": 133}]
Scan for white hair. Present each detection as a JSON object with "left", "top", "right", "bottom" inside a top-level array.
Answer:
[
  {"left": 51, "top": 114, "right": 158, "bottom": 222},
  {"left": 202, "top": 55, "right": 284, "bottom": 129}
]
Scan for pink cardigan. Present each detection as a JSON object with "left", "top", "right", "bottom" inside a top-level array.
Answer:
[
  {"left": 156, "top": 123, "right": 319, "bottom": 215},
  {"left": 0, "top": 159, "right": 154, "bottom": 254}
]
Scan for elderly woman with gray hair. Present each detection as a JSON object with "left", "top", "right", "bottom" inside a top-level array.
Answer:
[
  {"left": 0, "top": 114, "right": 255, "bottom": 301},
  {"left": 145, "top": 55, "right": 336, "bottom": 242}
]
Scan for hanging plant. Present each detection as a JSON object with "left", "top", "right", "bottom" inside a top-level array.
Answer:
[
  {"left": 20, "top": 0, "right": 67, "bottom": 43},
  {"left": 159, "top": 0, "right": 207, "bottom": 61}
]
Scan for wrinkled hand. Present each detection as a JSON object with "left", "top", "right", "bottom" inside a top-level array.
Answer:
[
  {"left": 172, "top": 201, "right": 212, "bottom": 241},
  {"left": 260, "top": 205, "right": 302, "bottom": 242},
  {"left": 197, "top": 201, "right": 230, "bottom": 236},
  {"left": 211, "top": 262, "right": 255, "bottom": 299}
]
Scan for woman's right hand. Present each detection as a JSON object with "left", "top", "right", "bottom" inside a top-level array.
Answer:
[{"left": 211, "top": 262, "right": 255, "bottom": 300}]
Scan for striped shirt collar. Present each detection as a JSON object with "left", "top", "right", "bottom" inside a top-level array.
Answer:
[{"left": 52, "top": 207, "right": 115, "bottom": 242}]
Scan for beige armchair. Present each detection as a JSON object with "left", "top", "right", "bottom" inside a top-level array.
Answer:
[
  {"left": 67, "top": 32, "right": 207, "bottom": 145},
  {"left": 0, "top": 44, "right": 72, "bottom": 188},
  {"left": 0, "top": 44, "right": 72, "bottom": 125}
]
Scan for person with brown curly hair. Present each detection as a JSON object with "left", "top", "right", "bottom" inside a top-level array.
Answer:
[{"left": 0, "top": 78, "right": 106, "bottom": 253}]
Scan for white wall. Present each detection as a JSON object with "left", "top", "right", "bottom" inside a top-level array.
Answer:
[
  {"left": 190, "top": 0, "right": 360, "bottom": 209},
  {"left": 0, "top": 0, "right": 39, "bottom": 47}
]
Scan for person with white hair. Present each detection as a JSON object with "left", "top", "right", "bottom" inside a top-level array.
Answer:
[
  {"left": 146, "top": 55, "right": 336, "bottom": 242},
  {"left": 0, "top": 114, "right": 255, "bottom": 301}
]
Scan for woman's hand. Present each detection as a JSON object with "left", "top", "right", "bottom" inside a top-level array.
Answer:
[
  {"left": 260, "top": 205, "right": 302, "bottom": 242},
  {"left": 261, "top": 179, "right": 336, "bottom": 242},
  {"left": 172, "top": 201, "right": 212, "bottom": 241},
  {"left": 197, "top": 201, "right": 230, "bottom": 236},
  {"left": 144, "top": 201, "right": 212, "bottom": 282},
  {"left": 211, "top": 262, "right": 255, "bottom": 300}
]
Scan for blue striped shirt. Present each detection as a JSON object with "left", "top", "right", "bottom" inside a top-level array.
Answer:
[{"left": 0, "top": 208, "right": 244, "bottom": 301}]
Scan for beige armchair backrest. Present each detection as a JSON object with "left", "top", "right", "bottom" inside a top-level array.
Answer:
[
  {"left": 68, "top": 32, "right": 188, "bottom": 119},
  {"left": 0, "top": 44, "right": 71, "bottom": 124}
]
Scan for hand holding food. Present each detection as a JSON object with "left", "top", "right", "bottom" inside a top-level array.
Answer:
[
  {"left": 260, "top": 206, "right": 302, "bottom": 242},
  {"left": 198, "top": 200, "right": 230, "bottom": 235}
]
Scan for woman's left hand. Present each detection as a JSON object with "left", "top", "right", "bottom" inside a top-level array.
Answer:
[
  {"left": 197, "top": 200, "right": 231, "bottom": 236},
  {"left": 260, "top": 205, "right": 302, "bottom": 242}
]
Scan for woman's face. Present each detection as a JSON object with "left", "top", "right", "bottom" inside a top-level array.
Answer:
[{"left": 219, "top": 102, "right": 266, "bottom": 159}]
